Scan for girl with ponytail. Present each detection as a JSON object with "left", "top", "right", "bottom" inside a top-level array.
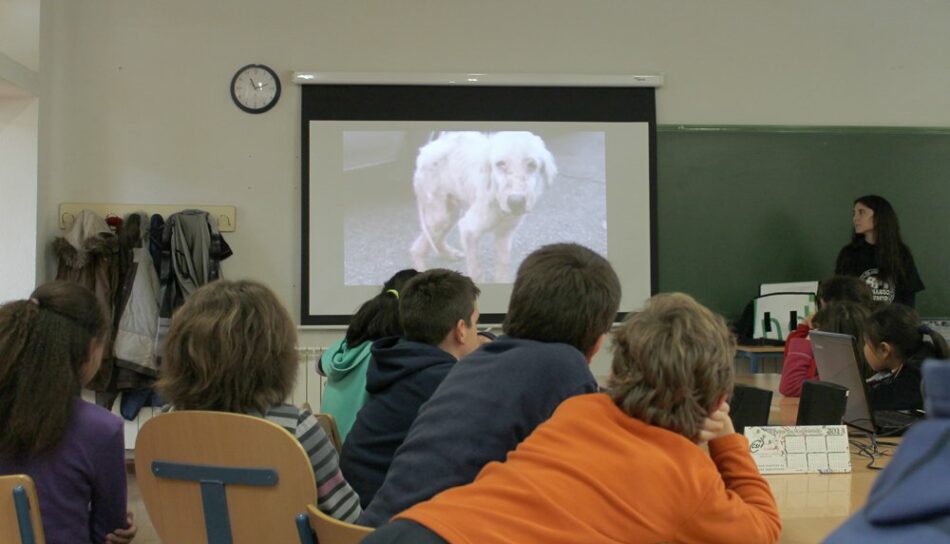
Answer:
[
  {"left": 0, "top": 281, "right": 135, "bottom": 544},
  {"left": 319, "top": 269, "right": 420, "bottom": 440},
  {"left": 864, "top": 304, "right": 949, "bottom": 411}
]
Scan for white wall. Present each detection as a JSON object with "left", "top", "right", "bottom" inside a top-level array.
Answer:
[
  {"left": 1, "top": 0, "right": 39, "bottom": 303},
  {"left": 0, "top": 0, "right": 40, "bottom": 72},
  {"left": 0, "top": 95, "right": 38, "bottom": 303},
  {"left": 37, "top": 1, "right": 950, "bottom": 373}
]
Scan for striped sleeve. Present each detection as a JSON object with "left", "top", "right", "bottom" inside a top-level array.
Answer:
[
  {"left": 265, "top": 405, "right": 363, "bottom": 523},
  {"left": 296, "top": 409, "right": 363, "bottom": 523}
]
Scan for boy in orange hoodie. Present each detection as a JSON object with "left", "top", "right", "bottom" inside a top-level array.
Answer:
[{"left": 363, "top": 293, "right": 782, "bottom": 544}]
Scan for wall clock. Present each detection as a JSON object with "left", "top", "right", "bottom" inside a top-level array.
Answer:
[{"left": 230, "top": 64, "right": 281, "bottom": 114}]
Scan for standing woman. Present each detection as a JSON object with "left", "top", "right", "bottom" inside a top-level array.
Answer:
[{"left": 835, "top": 195, "right": 925, "bottom": 307}]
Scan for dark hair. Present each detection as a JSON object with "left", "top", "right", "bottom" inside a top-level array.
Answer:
[
  {"left": 0, "top": 282, "right": 108, "bottom": 459},
  {"left": 813, "top": 301, "right": 873, "bottom": 379},
  {"left": 843, "top": 195, "right": 915, "bottom": 285},
  {"left": 399, "top": 269, "right": 480, "bottom": 345},
  {"left": 345, "top": 269, "right": 420, "bottom": 348},
  {"left": 865, "top": 304, "right": 950, "bottom": 366},
  {"left": 817, "top": 275, "right": 872, "bottom": 307},
  {"left": 157, "top": 280, "right": 298, "bottom": 414},
  {"left": 503, "top": 243, "right": 621, "bottom": 355}
]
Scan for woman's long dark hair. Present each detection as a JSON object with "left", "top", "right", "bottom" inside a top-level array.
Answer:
[
  {"left": 345, "top": 269, "right": 420, "bottom": 348},
  {"left": 845, "top": 195, "right": 913, "bottom": 284},
  {"left": 0, "top": 282, "right": 107, "bottom": 460}
]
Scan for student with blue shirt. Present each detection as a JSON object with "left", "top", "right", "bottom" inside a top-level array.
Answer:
[
  {"left": 826, "top": 360, "right": 950, "bottom": 542},
  {"left": 358, "top": 243, "right": 621, "bottom": 527},
  {"left": 341, "top": 268, "right": 482, "bottom": 508}
]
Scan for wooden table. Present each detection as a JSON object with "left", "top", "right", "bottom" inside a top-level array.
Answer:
[{"left": 735, "top": 373, "right": 897, "bottom": 543}]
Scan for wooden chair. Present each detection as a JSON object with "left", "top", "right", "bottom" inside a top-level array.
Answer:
[
  {"left": 296, "top": 503, "right": 373, "bottom": 544},
  {"left": 134, "top": 411, "right": 317, "bottom": 544},
  {"left": 314, "top": 413, "right": 343, "bottom": 454},
  {"left": 0, "top": 474, "right": 45, "bottom": 544}
]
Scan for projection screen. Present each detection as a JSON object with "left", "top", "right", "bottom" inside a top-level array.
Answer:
[{"left": 301, "top": 80, "right": 656, "bottom": 325}]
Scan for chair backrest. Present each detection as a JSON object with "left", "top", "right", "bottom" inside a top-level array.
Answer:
[
  {"left": 304, "top": 503, "right": 372, "bottom": 544},
  {"left": 922, "top": 318, "right": 950, "bottom": 343},
  {"left": 314, "top": 413, "right": 343, "bottom": 454},
  {"left": 0, "top": 475, "right": 46, "bottom": 544},
  {"left": 134, "top": 411, "right": 318, "bottom": 544},
  {"left": 752, "top": 292, "right": 817, "bottom": 341}
]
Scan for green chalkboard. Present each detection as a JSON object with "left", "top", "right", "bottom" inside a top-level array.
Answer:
[{"left": 656, "top": 126, "right": 950, "bottom": 320}]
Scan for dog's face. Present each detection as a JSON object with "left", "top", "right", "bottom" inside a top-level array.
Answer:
[{"left": 487, "top": 132, "right": 558, "bottom": 215}]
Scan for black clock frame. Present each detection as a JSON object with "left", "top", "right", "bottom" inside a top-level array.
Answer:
[{"left": 230, "top": 63, "right": 281, "bottom": 114}]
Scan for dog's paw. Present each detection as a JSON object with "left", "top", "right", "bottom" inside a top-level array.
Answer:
[{"left": 443, "top": 246, "right": 465, "bottom": 260}]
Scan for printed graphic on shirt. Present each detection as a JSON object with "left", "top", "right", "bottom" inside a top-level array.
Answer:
[{"left": 860, "top": 268, "right": 895, "bottom": 304}]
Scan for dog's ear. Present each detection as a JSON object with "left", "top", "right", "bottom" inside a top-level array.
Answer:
[{"left": 539, "top": 145, "right": 558, "bottom": 187}]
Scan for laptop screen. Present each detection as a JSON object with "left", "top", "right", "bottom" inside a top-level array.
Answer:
[{"left": 810, "top": 331, "right": 875, "bottom": 432}]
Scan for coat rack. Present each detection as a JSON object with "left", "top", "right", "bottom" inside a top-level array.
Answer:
[{"left": 59, "top": 203, "right": 237, "bottom": 232}]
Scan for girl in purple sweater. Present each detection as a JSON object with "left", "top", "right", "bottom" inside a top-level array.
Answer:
[{"left": 0, "top": 281, "right": 136, "bottom": 544}]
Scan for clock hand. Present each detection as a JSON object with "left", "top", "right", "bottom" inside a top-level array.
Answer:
[{"left": 249, "top": 77, "right": 258, "bottom": 90}]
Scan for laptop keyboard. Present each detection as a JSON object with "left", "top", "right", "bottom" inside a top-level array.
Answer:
[{"left": 874, "top": 410, "right": 922, "bottom": 431}]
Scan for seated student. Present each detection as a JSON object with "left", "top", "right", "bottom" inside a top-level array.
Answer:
[
  {"left": 863, "top": 304, "right": 949, "bottom": 411},
  {"left": 319, "top": 269, "right": 419, "bottom": 441},
  {"left": 0, "top": 282, "right": 136, "bottom": 544},
  {"left": 826, "top": 360, "right": 950, "bottom": 542},
  {"left": 364, "top": 293, "right": 782, "bottom": 544},
  {"left": 157, "top": 279, "right": 362, "bottom": 522},
  {"left": 357, "top": 243, "right": 621, "bottom": 527},
  {"left": 341, "top": 269, "right": 482, "bottom": 508},
  {"left": 780, "top": 301, "right": 872, "bottom": 397},
  {"left": 779, "top": 276, "right": 871, "bottom": 397}
]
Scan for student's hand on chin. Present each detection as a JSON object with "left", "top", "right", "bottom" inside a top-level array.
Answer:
[
  {"left": 105, "top": 511, "right": 137, "bottom": 544},
  {"left": 696, "top": 401, "right": 735, "bottom": 445}
]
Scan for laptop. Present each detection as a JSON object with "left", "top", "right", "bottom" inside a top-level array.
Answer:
[{"left": 810, "top": 331, "right": 921, "bottom": 435}]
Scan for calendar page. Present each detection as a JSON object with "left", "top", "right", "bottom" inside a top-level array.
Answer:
[{"left": 745, "top": 425, "right": 852, "bottom": 474}]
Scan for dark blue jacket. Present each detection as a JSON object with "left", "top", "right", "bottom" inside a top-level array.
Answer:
[
  {"left": 358, "top": 336, "right": 598, "bottom": 527},
  {"left": 825, "top": 360, "right": 950, "bottom": 543},
  {"left": 340, "top": 337, "right": 456, "bottom": 508}
]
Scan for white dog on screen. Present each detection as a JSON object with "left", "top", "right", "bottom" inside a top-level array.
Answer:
[{"left": 410, "top": 131, "right": 558, "bottom": 282}]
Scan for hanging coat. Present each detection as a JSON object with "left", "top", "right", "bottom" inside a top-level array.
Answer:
[{"left": 52, "top": 210, "right": 119, "bottom": 391}]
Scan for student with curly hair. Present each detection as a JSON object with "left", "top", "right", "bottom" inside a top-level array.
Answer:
[
  {"left": 157, "top": 279, "right": 362, "bottom": 522},
  {"left": 364, "top": 293, "right": 781, "bottom": 544}
]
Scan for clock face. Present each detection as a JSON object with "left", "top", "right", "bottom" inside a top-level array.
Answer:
[{"left": 231, "top": 64, "right": 281, "bottom": 113}]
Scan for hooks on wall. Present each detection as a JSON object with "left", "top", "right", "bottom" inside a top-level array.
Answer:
[{"left": 58, "top": 204, "right": 237, "bottom": 232}]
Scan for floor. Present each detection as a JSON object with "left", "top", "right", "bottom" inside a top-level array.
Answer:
[{"left": 127, "top": 469, "right": 161, "bottom": 544}]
